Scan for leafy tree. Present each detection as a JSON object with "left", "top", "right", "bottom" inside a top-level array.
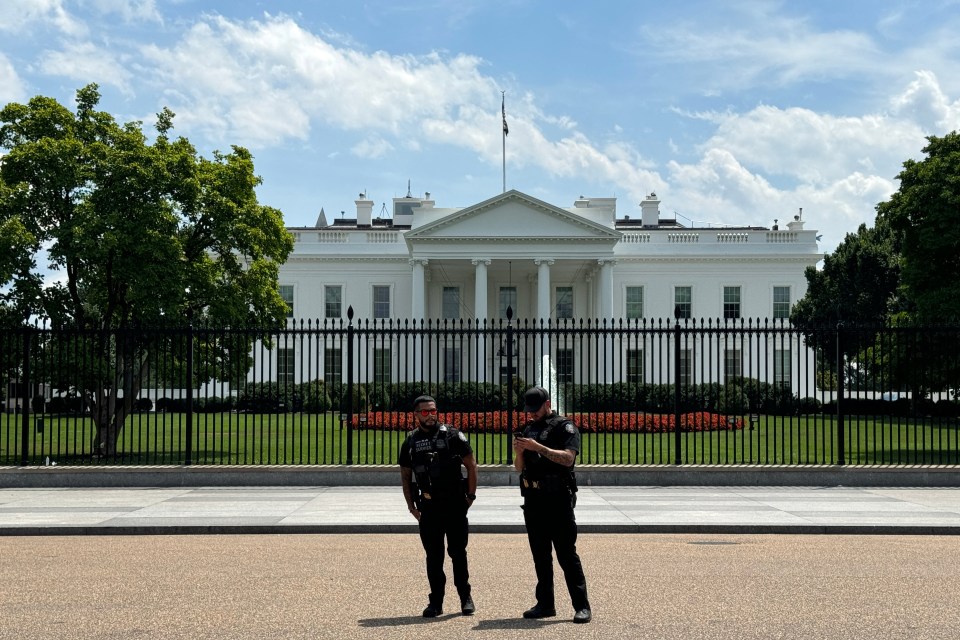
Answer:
[
  {"left": 0, "top": 85, "right": 293, "bottom": 456},
  {"left": 790, "top": 218, "right": 902, "bottom": 355},
  {"left": 877, "top": 132, "right": 960, "bottom": 322}
]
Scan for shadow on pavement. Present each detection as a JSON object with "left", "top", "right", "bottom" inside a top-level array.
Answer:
[
  {"left": 472, "top": 618, "right": 567, "bottom": 630},
  {"left": 358, "top": 614, "right": 457, "bottom": 627}
]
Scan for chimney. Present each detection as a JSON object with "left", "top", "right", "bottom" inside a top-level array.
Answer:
[
  {"left": 787, "top": 207, "right": 805, "bottom": 231},
  {"left": 641, "top": 192, "right": 660, "bottom": 227},
  {"left": 356, "top": 192, "right": 373, "bottom": 227}
]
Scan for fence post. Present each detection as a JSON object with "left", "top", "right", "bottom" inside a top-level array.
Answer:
[
  {"left": 673, "top": 318, "right": 682, "bottom": 465},
  {"left": 20, "top": 329, "right": 32, "bottom": 466},
  {"left": 506, "top": 308, "right": 515, "bottom": 465},
  {"left": 346, "top": 306, "right": 355, "bottom": 465},
  {"left": 184, "top": 313, "right": 194, "bottom": 465},
  {"left": 835, "top": 322, "right": 845, "bottom": 465}
]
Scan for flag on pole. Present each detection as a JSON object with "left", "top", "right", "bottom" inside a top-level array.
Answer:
[{"left": 502, "top": 94, "right": 509, "bottom": 136}]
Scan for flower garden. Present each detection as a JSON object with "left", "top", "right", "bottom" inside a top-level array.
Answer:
[{"left": 352, "top": 410, "right": 740, "bottom": 434}]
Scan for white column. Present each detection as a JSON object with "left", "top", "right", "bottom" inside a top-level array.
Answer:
[
  {"left": 472, "top": 258, "right": 491, "bottom": 383},
  {"left": 598, "top": 258, "right": 615, "bottom": 321},
  {"left": 410, "top": 258, "right": 428, "bottom": 322},
  {"left": 583, "top": 266, "right": 595, "bottom": 320},
  {"left": 534, "top": 258, "right": 554, "bottom": 323},
  {"left": 598, "top": 258, "right": 616, "bottom": 383},
  {"left": 409, "top": 258, "right": 428, "bottom": 381},
  {"left": 472, "top": 258, "right": 490, "bottom": 321}
]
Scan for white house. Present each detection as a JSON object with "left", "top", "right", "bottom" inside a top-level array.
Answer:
[{"left": 272, "top": 188, "right": 822, "bottom": 393}]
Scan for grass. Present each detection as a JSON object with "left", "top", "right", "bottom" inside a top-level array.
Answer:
[{"left": 2, "top": 411, "right": 959, "bottom": 466}]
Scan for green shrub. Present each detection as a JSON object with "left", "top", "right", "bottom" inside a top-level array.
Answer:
[{"left": 299, "top": 379, "right": 332, "bottom": 413}]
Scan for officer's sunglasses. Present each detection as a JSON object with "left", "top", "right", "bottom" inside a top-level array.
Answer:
[{"left": 416, "top": 409, "right": 438, "bottom": 416}]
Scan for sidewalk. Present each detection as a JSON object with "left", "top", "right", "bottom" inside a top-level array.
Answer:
[{"left": 4, "top": 485, "right": 960, "bottom": 536}]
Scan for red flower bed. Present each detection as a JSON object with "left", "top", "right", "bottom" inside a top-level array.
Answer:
[{"left": 352, "top": 411, "right": 740, "bottom": 434}]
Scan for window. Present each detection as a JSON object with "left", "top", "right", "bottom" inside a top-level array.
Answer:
[
  {"left": 373, "top": 285, "right": 391, "bottom": 319},
  {"left": 723, "top": 286, "right": 741, "bottom": 320},
  {"left": 444, "top": 346, "right": 461, "bottom": 383},
  {"left": 374, "top": 348, "right": 391, "bottom": 384},
  {"left": 626, "top": 286, "right": 644, "bottom": 320},
  {"left": 555, "top": 286, "right": 573, "bottom": 320},
  {"left": 679, "top": 349, "right": 693, "bottom": 386},
  {"left": 442, "top": 287, "right": 461, "bottom": 321},
  {"left": 773, "top": 286, "right": 791, "bottom": 320},
  {"left": 724, "top": 349, "right": 742, "bottom": 378},
  {"left": 279, "top": 285, "right": 294, "bottom": 318},
  {"left": 324, "top": 285, "right": 342, "bottom": 319},
  {"left": 278, "top": 346, "right": 295, "bottom": 385},
  {"left": 555, "top": 348, "right": 574, "bottom": 383},
  {"left": 775, "top": 349, "right": 791, "bottom": 389},
  {"left": 499, "top": 286, "right": 517, "bottom": 319},
  {"left": 324, "top": 347, "right": 342, "bottom": 384},
  {"left": 627, "top": 349, "right": 644, "bottom": 384},
  {"left": 674, "top": 286, "right": 692, "bottom": 319}
]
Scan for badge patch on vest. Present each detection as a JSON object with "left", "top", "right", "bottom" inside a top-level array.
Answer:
[
  {"left": 565, "top": 423, "right": 576, "bottom": 434},
  {"left": 540, "top": 426, "right": 552, "bottom": 439},
  {"left": 458, "top": 431, "right": 467, "bottom": 442}
]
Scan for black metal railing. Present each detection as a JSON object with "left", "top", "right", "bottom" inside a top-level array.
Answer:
[{"left": 2, "top": 313, "right": 958, "bottom": 466}]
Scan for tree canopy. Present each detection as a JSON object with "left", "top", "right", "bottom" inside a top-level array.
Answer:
[
  {"left": 0, "top": 84, "right": 293, "bottom": 330},
  {"left": 877, "top": 131, "right": 960, "bottom": 322},
  {"left": 0, "top": 85, "right": 294, "bottom": 455}
]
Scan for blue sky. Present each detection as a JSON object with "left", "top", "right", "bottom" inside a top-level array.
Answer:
[{"left": 2, "top": 0, "right": 960, "bottom": 255}]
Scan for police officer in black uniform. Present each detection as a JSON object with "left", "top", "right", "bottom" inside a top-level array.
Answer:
[
  {"left": 513, "top": 385, "right": 592, "bottom": 624},
  {"left": 399, "top": 395, "right": 478, "bottom": 618}
]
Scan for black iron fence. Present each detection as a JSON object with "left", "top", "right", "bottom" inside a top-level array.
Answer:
[{"left": 2, "top": 312, "right": 959, "bottom": 466}]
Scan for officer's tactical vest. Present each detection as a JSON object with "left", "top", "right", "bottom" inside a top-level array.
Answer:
[
  {"left": 407, "top": 425, "right": 465, "bottom": 499},
  {"left": 521, "top": 414, "right": 578, "bottom": 495}
]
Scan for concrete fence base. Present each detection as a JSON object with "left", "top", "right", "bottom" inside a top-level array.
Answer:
[{"left": 2, "top": 464, "right": 960, "bottom": 488}]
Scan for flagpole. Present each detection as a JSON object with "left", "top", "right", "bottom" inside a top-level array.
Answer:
[{"left": 501, "top": 91, "right": 507, "bottom": 193}]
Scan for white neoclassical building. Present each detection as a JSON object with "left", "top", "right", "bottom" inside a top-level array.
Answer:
[
  {"left": 271, "top": 189, "right": 822, "bottom": 394},
  {"left": 280, "top": 189, "right": 820, "bottom": 325}
]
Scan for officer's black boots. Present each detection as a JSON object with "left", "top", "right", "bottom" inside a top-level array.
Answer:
[
  {"left": 460, "top": 596, "right": 475, "bottom": 615},
  {"left": 522, "top": 604, "right": 557, "bottom": 619},
  {"left": 422, "top": 603, "right": 442, "bottom": 618},
  {"left": 573, "top": 608, "right": 592, "bottom": 623}
]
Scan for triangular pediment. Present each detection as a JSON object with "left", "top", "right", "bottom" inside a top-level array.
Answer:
[{"left": 405, "top": 190, "right": 621, "bottom": 243}]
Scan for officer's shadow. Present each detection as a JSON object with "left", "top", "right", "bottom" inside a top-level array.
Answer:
[
  {"left": 358, "top": 615, "right": 564, "bottom": 629},
  {"left": 358, "top": 613, "right": 459, "bottom": 627},
  {"left": 472, "top": 617, "right": 565, "bottom": 630}
]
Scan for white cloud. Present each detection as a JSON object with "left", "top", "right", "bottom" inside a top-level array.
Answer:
[
  {"left": 638, "top": 7, "right": 883, "bottom": 91},
  {"left": 0, "top": 53, "right": 27, "bottom": 104},
  {"left": 140, "top": 15, "right": 498, "bottom": 146},
  {"left": 891, "top": 70, "right": 960, "bottom": 132},
  {"left": 38, "top": 41, "right": 133, "bottom": 94},
  {"left": 351, "top": 136, "right": 394, "bottom": 159},
  {"left": 701, "top": 105, "right": 924, "bottom": 187},
  {"left": 654, "top": 70, "right": 960, "bottom": 253},
  {"left": 80, "top": 0, "right": 161, "bottom": 23},
  {"left": 0, "top": 0, "right": 86, "bottom": 36}
]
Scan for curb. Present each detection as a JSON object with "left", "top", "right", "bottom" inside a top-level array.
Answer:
[{"left": 3, "top": 464, "right": 960, "bottom": 488}]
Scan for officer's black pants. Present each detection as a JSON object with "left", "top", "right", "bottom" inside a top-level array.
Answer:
[
  {"left": 522, "top": 494, "right": 590, "bottom": 611},
  {"left": 418, "top": 500, "right": 470, "bottom": 606}
]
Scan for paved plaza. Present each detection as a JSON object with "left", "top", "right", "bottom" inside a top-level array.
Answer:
[
  {"left": 4, "top": 485, "right": 960, "bottom": 535},
  {"left": 3, "top": 533, "right": 960, "bottom": 639}
]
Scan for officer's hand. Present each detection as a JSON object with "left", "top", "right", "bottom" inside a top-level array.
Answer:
[
  {"left": 410, "top": 507, "right": 421, "bottom": 521},
  {"left": 465, "top": 496, "right": 475, "bottom": 509},
  {"left": 514, "top": 437, "right": 538, "bottom": 452}
]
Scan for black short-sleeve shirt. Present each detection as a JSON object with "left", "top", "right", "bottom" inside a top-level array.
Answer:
[{"left": 521, "top": 412, "right": 580, "bottom": 478}]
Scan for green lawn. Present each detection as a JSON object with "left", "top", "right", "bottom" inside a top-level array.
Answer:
[{"left": 2, "top": 412, "right": 958, "bottom": 466}]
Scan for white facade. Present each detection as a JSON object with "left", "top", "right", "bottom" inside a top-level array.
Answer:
[{"left": 280, "top": 189, "right": 821, "bottom": 325}]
